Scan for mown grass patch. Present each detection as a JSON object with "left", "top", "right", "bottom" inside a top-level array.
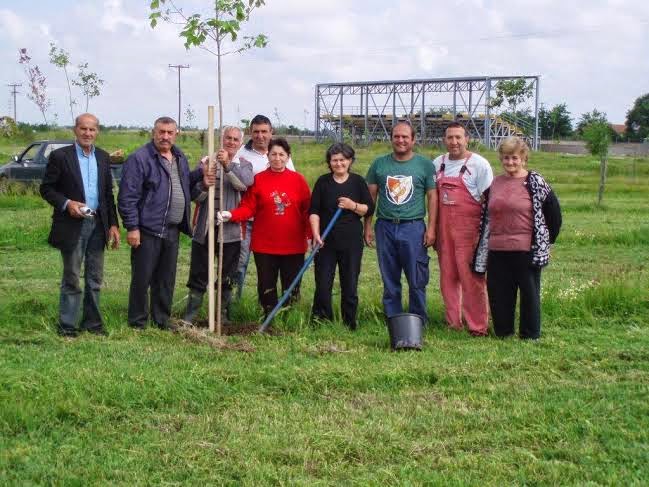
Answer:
[{"left": 1, "top": 141, "right": 648, "bottom": 484}]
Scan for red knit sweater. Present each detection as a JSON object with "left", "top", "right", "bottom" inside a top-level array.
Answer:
[{"left": 230, "top": 168, "right": 311, "bottom": 254}]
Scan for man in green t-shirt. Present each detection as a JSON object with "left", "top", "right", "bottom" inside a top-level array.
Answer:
[{"left": 364, "top": 121, "right": 437, "bottom": 321}]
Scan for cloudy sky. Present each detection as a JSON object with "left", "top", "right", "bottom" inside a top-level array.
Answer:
[{"left": 1, "top": 0, "right": 647, "bottom": 129}]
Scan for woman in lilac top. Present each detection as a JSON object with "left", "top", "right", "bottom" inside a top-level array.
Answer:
[{"left": 472, "top": 137, "right": 562, "bottom": 339}]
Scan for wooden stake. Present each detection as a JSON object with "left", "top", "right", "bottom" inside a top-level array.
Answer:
[
  {"left": 207, "top": 106, "right": 215, "bottom": 333},
  {"left": 217, "top": 138, "right": 224, "bottom": 337},
  {"left": 216, "top": 47, "right": 225, "bottom": 337}
]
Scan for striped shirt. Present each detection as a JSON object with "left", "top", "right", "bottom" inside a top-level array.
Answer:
[{"left": 166, "top": 156, "right": 185, "bottom": 225}]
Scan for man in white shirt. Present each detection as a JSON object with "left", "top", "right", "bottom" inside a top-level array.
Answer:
[
  {"left": 234, "top": 114, "right": 294, "bottom": 297},
  {"left": 432, "top": 122, "right": 493, "bottom": 336}
]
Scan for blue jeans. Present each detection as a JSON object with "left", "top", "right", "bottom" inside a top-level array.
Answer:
[
  {"left": 375, "top": 219, "right": 430, "bottom": 321},
  {"left": 235, "top": 220, "right": 253, "bottom": 299},
  {"left": 59, "top": 218, "right": 105, "bottom": 333}
]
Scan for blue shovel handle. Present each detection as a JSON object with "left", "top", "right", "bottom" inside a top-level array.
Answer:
[{"left": 258, "top": 207, "right": 344, "bottom": 333}]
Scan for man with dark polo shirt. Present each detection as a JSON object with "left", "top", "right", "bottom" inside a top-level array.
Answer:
[
  {"left": 118, "top": 116, "right": 211, "bottom": 330},
  {"left": 364, "top": 121, "right": 437, "bottom": 321}
]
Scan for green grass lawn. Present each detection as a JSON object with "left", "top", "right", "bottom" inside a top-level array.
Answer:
[{"left": 1, "top": 134, "right": 648, "bottom": 485}]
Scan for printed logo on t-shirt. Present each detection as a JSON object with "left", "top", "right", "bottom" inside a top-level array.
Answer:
[
  {"left": 270, "top": 190, "right": 291, "bottom": 215},
  {"left": 386, "top": 175, "right": 413, "bottom": 205}
]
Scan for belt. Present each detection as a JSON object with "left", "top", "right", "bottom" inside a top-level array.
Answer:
[{"left": 378, "top": 218, "right": 423, "bottom": 224}]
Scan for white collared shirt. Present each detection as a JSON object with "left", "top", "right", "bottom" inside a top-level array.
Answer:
[{"left": 234, "top": 145, "right": 295, "bottom": 175}]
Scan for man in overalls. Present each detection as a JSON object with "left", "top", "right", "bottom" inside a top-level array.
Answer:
[{"left": 432, "top": 122, "right": 493, "bottom": 336}]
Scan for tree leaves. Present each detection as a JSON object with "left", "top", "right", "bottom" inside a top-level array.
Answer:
[
  {"left": 583, "top": 121, "right": 611, "bottom": 159},
  {"left": 48, "top": 43, "right": 70, "bottom": 69},
  {"left": 71, "top": 62, "right": 105, "bottom": 112},
  {"left": 148, "top": 0, "right": 268, "bottom": 58},
  {"left": 625, "top": 93, "right": 649, "bottom": 142},
  {"left": 17, "top": 48, "right": 50, "bottom": 124},
  {"left": 538, "top": 104, "right": 573, "bottom": 140},
  {"left": 490, "top": 79, "right": 534, "bottom": 110}
]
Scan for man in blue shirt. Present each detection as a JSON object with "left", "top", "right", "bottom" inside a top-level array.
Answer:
[{"left": 40, "top": 113, "right": 120, "bottom": 337}]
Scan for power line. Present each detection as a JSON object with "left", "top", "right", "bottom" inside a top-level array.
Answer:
[
  {"left": 7, "top": 83, "right": 21, "bottom": 122},
  {"left": 169, "top": 64, "right": 190, "bottom": 131}
]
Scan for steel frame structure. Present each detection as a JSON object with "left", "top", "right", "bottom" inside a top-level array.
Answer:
[{"left": 314, "top": 75, "right": 540, "bottom": 149}]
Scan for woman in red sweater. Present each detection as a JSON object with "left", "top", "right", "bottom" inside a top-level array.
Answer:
[{"left": 218, "top": 138, "right": 311, "bottom": 318}]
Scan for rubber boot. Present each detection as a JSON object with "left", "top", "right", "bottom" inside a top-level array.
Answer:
[
  {"left": 220, "top": 288, "right": 233, "bottom": 325},
  {"left": 183, "top": 290, "right": 204, "bottom": 324}
]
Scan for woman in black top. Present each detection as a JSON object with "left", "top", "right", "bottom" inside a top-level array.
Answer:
[{"left": 309, "top": 143, "right": 374, "bottom": 330}]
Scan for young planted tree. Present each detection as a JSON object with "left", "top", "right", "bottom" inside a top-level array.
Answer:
[
  {"left": 149, "top": 0, "right": 268, "bottom": 334},
  {"left": 185, "top": 104, "right": 196, "bottom": 129},
  {"left": 273, "top": 106, "right": 282, "bottom": 133},
  {"left": 18, "top": 48, "right": 50, "bottom": 125},
  {"left": 301, "top": 108, "right": 309, "bottom": 142},
  {"left": 48, "top": 43, "right": 76, "bottom": 125},
  {"left": 72, "top": 62, "right": 105, "bottom": 112},
  {"left": 576, "top": 109, "right": 617, "bottom": 139},
  {"left": 583, "top": 121, "right": 611, "bottom": 206},
  {"left": 149, "top": 0, "right": 268, "bottom": 135}
]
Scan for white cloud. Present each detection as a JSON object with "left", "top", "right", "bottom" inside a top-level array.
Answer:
[
  {"left": 100, "top": 0, "right": 142, "bottom": 33},
  {"left": 0, "top": 1, "right": 647, "bottom": 128},
  {"left": 0, "top": 9, "right": 26, "bottom": 41}
]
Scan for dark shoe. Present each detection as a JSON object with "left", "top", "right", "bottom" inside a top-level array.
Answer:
[
  {"left": 157, "top": 322, "right": 179, "bottom": 332},
  {"left": 469, "top": 330, "right": 488, "bottom": 337},
  {"left": 57, "top": 327, "right": 78, "bottom": 338},
  {"left": 86, "top": 327, "right": 109, "bottom": 337}
]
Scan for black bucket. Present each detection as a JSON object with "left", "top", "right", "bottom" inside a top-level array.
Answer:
[{"left": 387, "top": 313, "right": 424, "bottom": 350}]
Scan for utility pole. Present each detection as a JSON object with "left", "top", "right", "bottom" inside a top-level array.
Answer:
[
  {"left": 7, "top": 83, "right": 21, "bottom": 122},
  {"left": 302, "top": 108, "right": 309, "bottom": 143},
  {"left": 168, "top": 64, "right": 189, "bottom": 131}
]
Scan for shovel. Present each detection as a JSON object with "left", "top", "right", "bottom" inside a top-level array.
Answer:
[{"left": 258, "top": 207, "right": 343, "bottom": 333}]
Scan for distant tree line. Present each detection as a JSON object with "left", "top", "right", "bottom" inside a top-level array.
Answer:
[
  {"left": 6, "top": 59, "right": 649, "bottom": 143},
  {"left": 488, "top": 80, "right": 648, "bottom": 142}
]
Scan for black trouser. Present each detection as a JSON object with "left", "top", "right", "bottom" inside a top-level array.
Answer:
[
  {"left": 253, "top": 252, "right": 304, "bottom": 316},
  {"left": 128, "top": 228, "right": 179, "bottom": 328},
  {"left": 487, "top": 251, "right": 542, "bottom": 339},
  {"left": 187, "top": 240, "right": 241, "bottom": 297},
  {"left": 312, "top": 242, "right": 363, "bottom": 329}
]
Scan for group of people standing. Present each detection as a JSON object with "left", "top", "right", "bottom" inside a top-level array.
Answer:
[
  {"left": 363, "top": 120, "right": 561, "bottom": 340},
  {"left": 40, "top": 112, "right": 560, "bottom": 341}
]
